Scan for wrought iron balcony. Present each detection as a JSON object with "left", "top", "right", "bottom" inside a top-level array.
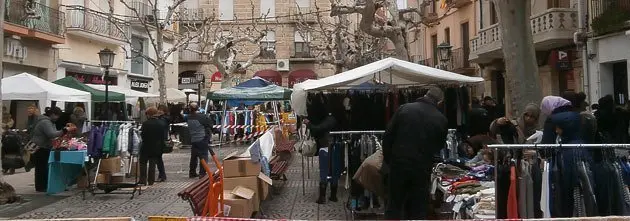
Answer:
[
  {"left": 589, "top": 0, "right": 630, "bottom": 35},
  {"left": 446, "top": 0, "right": 473, "bottom": 9},
  {"left": 449, "top": 47, "right": 473, "bottom": 72},
  {"left": 66, "top": 8, "right": 128, "bottom": 43},
  {"left": 178, "top": 8, "right": 213, "bottom": 22},
  {"left": 470, "top": 8, "right": 577, "bottom": 63},
  {"left": 179, "top": 45, "right": 205, "bottom": 62},
  {"left": 420, "top": 57, "right": 435, "bottom": 67},
  {"left": 5, "top": 0, "right": 65, "bottom": 37},
  {"left": 126, "top": 1, "right": 161, "bottom": 24},
  {"left": 290, "top": 5, "right": 316, "bottom": 22}
]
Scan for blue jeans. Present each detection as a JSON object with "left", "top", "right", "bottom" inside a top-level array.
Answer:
[
  {"left": 190, "top": 139, "right": 210, "bottom": 176},
  {"left": 318, "top": 144, "right": 342, "bottom": 184}
]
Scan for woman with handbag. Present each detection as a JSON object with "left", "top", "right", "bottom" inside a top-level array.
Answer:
[
  {"left": 139, "top": 107, "right": 167, "bottom": 185},
  {"left": 30, "top": 107, "right": 72, "bottom": 192},
  {"left": 305, "top": 104, "right": 338, "bottom": 204}
]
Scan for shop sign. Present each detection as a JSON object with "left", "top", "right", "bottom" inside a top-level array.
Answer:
[
  {"left": 180, "top": 77, "right": 196, "bottom": 84},
  {"left": 211, "top": 72, "right": 222, "bottom": 82},
  {"left": 67, "top": 72, "right": 118, "bottom": 85},
  {"left": 549, "top": 50, "right": 573, "bottom": 71},
  {"left": 130, "top": 79, "right": 149, "bottom": 89}
]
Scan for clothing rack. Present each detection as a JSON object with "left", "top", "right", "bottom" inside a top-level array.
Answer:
[
  {"left": 487, "top": 143, "right": 630, "bottom": 219},
  {"left": 329, "top": 131, "right": 385, "bottom": 220},
  {"left": 85, "top": 120, "right": 141, "bottom": 199},
  {"left": 329, "top": 130, "right": 385, "bottom": 135}
]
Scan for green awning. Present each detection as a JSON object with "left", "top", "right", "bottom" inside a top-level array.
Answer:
[{"left": 53, "top": 77, "right": 126, "bottom": 102}]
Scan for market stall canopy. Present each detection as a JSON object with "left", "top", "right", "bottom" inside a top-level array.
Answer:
[
  {"left": 146, "top": 88, "right": 189, "bottom": 104},
  {"left": 291, "top": 57, "right": 484, "bottom": 116},
  {"left": 2, "top": 73, "right": 91, "bottom": 102},
  {"left": 295, "top": 57, "right": 484, "bottom": 90},
  {"left": 87, "top": 84, "right": 158, "bottom": 104},
  {"left": 54, "top": 77, "right": 126, "bottom": 102},
  {"left": 207, "top": 77, "right": 292, "bottom": 101},
  {"left": 187, "top": 94, "right": 206, "bottom": 102}
]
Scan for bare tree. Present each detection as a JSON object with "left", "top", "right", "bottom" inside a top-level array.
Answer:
[
  {"left": 492, "top": 0, "right": 542, "bottom": 116},
  {"left": 184, "top": 1, "right": 272, "bottom": 88},
  {"left": 329, "top": 0, "right": 454, "bottom": 61},
  {"left": 97, "top": 0, "right": 214, "bottom": 104},
  {"left": 294, "top": 3, "right": 391, "bottom": 72}
]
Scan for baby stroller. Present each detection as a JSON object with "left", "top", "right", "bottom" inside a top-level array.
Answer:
[{"left": 2, "top": 131, "right": 26, "bottom": 174}]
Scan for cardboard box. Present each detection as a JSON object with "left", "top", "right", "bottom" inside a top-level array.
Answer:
[
  {"left": 223, "top": 188, "right": 254, "bottom": 218},
  {"left": 223, "top": 176, "right": 260, "bottom": 211},
  {"left": 96, "top": 173, "right": 110, "bottom": 184},
  {"left": 223, "top": 153, "right": 261, "bottom": 178},
  {"left": 100, "top": 157, "right": 121, "bottom": 173},
  {"left": 257, "top": 172, "right": 272, "bottom": 200},
  {"left": 110, "top": 173, "right": 125, "bottom": 184}
]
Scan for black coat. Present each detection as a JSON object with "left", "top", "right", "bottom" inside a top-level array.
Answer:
[
  {"left": 383, "top": 97, "right": 448, "bottom": 168},
  {"left": 140, "top": 118, "right": 167, "bottom": 157}
]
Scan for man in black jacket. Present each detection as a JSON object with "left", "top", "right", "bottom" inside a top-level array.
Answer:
[
  {"left": 186, "top": 103, "right": 213, "bottom": 178},
  {"left": 383, "top": 86, "right": 448, "bottom": 219}
]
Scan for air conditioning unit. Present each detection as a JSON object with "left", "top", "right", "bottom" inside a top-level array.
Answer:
[{"left": 277, "top": 59, "right": 290, "bottom": 71}]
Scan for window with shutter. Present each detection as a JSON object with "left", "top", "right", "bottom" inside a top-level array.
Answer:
[
  {"left": 261, "top": 0, "right": 275, "bottom": 19},
  {"left": 219, "top": 0, "right": 234, "bottom": 20}
]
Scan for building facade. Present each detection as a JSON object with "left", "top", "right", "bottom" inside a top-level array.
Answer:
[
  {"left": 56, "top": 0, "right": 178, "bottom": 94},
  {"left": 177, "top": 0, "right": 336, "bottom": 93},
  {"left": 585, "top": 0, "right": 630, "bottom": 105},
  {"left": 4, "top": 0, "right": 65, "bottom": 80}
]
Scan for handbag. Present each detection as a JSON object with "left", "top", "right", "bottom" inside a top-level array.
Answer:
[
  {"left": 24, "top": 140, "right": 39, "bottom": 154},
  {"left": 294, "top": 124, "right": 317, "bottom": 157},
  {"left": 162, "top": 140, "right": 174, "bottom": 154}
]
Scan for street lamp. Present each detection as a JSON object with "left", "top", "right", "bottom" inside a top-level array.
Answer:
[
  {"left": 196, "top": 73, "right": 205, "bottom": 106},
  {"left": 437, "top": 42, "right": 452, "bottom": 70},
  {"left": 98, "top": 48, "right": 116, "bottom": 120}
]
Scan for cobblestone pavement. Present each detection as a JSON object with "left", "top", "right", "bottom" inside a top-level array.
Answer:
[{"left": 0, "top": 146, "right": 351, "bottom": 220}]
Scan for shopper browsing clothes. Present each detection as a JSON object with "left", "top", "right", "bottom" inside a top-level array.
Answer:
[
  {"left": 186, "top": 103, "right": 213, "bottom": 178},
  {"left": 382, "top": 86, "right": 448, "bottom": 219},
  {"left": 139, "top": 107, "right": 167, "bottom": 185},
  {"left": 304, "top": 99, "right": 338, "bottom": 204},
  {"left": 30, "top": 107, "right": 74, "bottom": 192}
]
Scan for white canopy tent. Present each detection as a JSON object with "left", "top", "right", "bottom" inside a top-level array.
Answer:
[
  {"left": 2, "top": 73, "right": 92, "bottom": 116},
  {"left": 145, "top": 88, "right": 188, "bottom": 104},
  {"left": 186, "top": 94, "right": 206, "bottom": 103},
  {"left": 87, "top": 84, "right": 159, "bottom": 104},
  {"left": 291, "top": 57, "right": 484, "bottom": 116}
]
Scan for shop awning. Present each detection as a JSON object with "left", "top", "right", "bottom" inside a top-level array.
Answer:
[
  {"left": 288, "top": 69, "right": 317, "bottom": 88},
  {"left": 87, "top": 84, "right": 158, "bottom": 104},
  {"left": 254, "top": 70, "right": 282, "bottom": 85},
  {"left": 54, "top": 77, "right": 126, "bottom": 102},
  {"left": 208, "top": 77, "right": 292, "bottom": 101}
]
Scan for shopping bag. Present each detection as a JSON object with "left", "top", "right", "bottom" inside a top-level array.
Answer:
[{"left": 294, "top": 124, "right": 316, "bottom": 157}]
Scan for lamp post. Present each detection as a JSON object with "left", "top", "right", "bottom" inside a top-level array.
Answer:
[
  {"left": 437, "top": 42, "right": 453, "bottom": 70},
  {"left": 196, "top": 73, "right": 205, "bottom": 106},
  {"left": 98, "top": 48, "right": 116, "bottom": 120}
]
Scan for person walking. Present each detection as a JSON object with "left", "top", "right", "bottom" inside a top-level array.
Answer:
[
  {"left": 30, "top": 107, "right": 71, "bottom": 192},
  {"left": 186, "top": 103, "right": 213, "bottom": 178},
  {"left": 383, "top": 86, "right": 448, "bottom": 219},
  {"left": 139, "top": 107, "right": 166, "bottom": 185},
  {"left": 156, "top": 105, "right": 170, "bottom": 182}
]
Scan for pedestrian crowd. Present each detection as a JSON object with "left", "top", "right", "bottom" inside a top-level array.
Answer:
[{"left": 375, "top": 88, "right": 630, "bottom": 219}]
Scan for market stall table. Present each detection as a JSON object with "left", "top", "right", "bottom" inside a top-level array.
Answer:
[{"left": 47, "top": 150, "right": 88, "bottom": 195}]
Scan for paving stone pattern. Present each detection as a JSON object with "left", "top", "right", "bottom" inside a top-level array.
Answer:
[{"left": 1, "top": 146, "right": 351, "bottom": 220}]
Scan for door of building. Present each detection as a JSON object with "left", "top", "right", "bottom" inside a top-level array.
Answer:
[
  {"left": 613, "top": 61, "right": 628, "bottom": 105},
  {"left": 461, "top": 22, "right": 470, "bottom": 68}
]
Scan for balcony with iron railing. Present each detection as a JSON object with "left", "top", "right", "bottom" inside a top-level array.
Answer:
[
  {"left": 589, "top": 0, "right": 630, "bottom": 36},
  {"left": 5, "top": 0, "right": 65, "bottom": 43},
  {"left": 449, "top": 47, "right": 474, "bottom": 73},
  {"left": 178, "top": 7, "right": 214, "bottom": 22},
  {"left": 289, "top": 5, "right": 317, "bottom": 23},
  {"left": 66, "top": 8, "right": 128, "bottom": 44},
  {"left": 446, "top": 0, "right": 473, "bottom": 9},
  {"left": 179, "top": 45, "right": 205, "bottom": 62},
  {"left": 420, "top": 57, "right": 435, "bottom": 67},
  {"left": 126, "top": 1, "right": 164, "bottom": 25},
  {"left": 470, "top": 7, "right": 577, "bottom": 63}
]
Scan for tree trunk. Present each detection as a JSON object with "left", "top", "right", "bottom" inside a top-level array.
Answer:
[
  {"left": 493, "top": 0, "right": 542, "bottom": 117},
  {"left": 156, "top": 28, "right": 167, "bottom": 104},
  {"left": 391, "top": 34, "right": 409, "bottom": 61}
]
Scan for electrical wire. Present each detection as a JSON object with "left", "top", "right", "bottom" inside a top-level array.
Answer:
[{"left": 60, "top": 4, "right": 332, "bottom": 23}]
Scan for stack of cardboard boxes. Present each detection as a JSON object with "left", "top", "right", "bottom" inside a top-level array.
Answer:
[
  {"left": 95, "top": 156, "right": 125, "bottom": 185},
  {"left": 222, "top": 154, "right": 272, "bottom": 218}
]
